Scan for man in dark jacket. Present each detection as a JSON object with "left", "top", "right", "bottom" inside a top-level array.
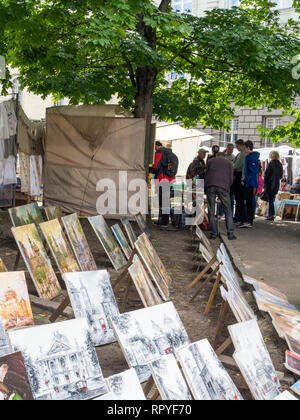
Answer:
[
  {"left": 205, "top": 152, "right": 236, "bottom": 240},
  {"left": 239, "top": 140, "right": 260, "bottom": 228},
  {"left": 186, "top": 148, "right": 207, "bottom": 181}
]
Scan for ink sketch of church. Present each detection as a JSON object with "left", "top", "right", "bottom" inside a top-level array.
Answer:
[
  {"left": 64, "top": 270, "right": 120, "bottom": 346},
  {"left": 8, "top": 319, "right": 107, "bottom": 400}
]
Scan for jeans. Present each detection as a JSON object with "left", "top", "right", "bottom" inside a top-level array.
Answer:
[
  {"left": 241, "top": 186, "right": 255, "bottom": 224},
  {"left": 206, "top": 186, "right": 235, "bottom": 238},
  {"left": 218, "top": 195, "right": 234, "bottom": 217}
]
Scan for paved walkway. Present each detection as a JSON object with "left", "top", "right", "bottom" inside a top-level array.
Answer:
[{"left": 221, "top": 217, "right": 300, "bottom": 307}]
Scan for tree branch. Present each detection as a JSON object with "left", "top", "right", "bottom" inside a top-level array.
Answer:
[{"left": 158, "top": 0, "right": 172, "bottom": 12}]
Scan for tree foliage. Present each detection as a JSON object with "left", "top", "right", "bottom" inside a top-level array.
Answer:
[{"left": 0, "top": 0, "right": 299, "bottom": 144}]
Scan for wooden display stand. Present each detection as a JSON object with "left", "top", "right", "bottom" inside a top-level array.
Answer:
[{"left": 212, "top": 300, "right": 233, "bottom": 356}]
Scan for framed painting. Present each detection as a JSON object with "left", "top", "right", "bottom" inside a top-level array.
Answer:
[
  {"left": 88, "top": 215, "right": 127, "bottom": 271},
  {"left": 9, "top": 319, "right": 107, "bottom": 400},
  {"left": 0, "top": 271, "right": 34, "bottom": 330},
  {"left": 12, "top": 224, "right": 61, "bottom": 300},
  {"left": 40, "top": 219, "right": 80, "bottom": 274},
  {"left": 106, "top": 369, "right": 146, "bottom": 400},
  {"left": 9, "top": 203, "right": 44, "bottom": 228},
  {"left": 63, "top": 270, "right": 120, "bottom": 346},
  {"left": 62, "top": 213, "right": 97, "bottom": 271},
  {"left": 282, "top": 200, "right": 299, "bottom": 221},
  {"left": 121, "top": 218, "right": 137, "bottom": 249},
  {"left": 111, "top": 224, "right": 133, "bottom": 260}
]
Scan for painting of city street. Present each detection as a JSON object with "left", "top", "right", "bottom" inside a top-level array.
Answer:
[
  {"left": 0, "top": 258, "right": 7, "bottom": 272},
  {"left": 135, "top": 213, "right": 150, "bottom": 237},
  {"left": 63, "top": 270, "right": 120, "bottom": 346},
  {"left": 0, "top": 271, "right": 34, "bottom": 330},
  {"left": 8, "top": 319, "right": 107, "bottom": 400},
  {"left": 62, "top": 213, "right": 97, "bottom": 272},
  {"left": 177, "top": 339, "right": 243, "bottom": 400},
  {"left": 229, "top": 320, "right": 280, "bottom": 400},
  {"left": 88, "top": 215, "right": 127, "bottom": 271},
  {"left": 106, "top": 369, "right": 146, "bottom": 400},
  {"left": 0, "top": 318, "right": 10, "bottom": 357},
  {"left": 128, "top": 255, "right": 163, "bottom": 307},
  {"left": 0, "top": 351, "right": 34, "bottom": 400},
  {"left": 12, "top": 224, "right": 61, "bottom": 300},
  {"left": 110, "top": 302, "right": 189, "bottom": 383},
  {"left": 111, "top": 224, "right": 133, "bottom": 260},
  {"left": 9, "top": 203, "right": 44, "bottom": 228},
  {"left": 149, "top": 354, "right": 192, "bottom": 400},
  {"left": 121, "top": 218, "right": 137, "bottom": 249},
  {"left": 40, "top": 219, "right": 80, "bottom": 274},
  {"left": 135, "top": 236, "right": 169, "bottom": 301}
]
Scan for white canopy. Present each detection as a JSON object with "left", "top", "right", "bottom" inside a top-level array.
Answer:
[{"left": 155, "top": 122, "right": 213, "bottom": 143}]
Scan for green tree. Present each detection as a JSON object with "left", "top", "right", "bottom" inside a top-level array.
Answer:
[{"left": 0, "top": 0, "right": 299, "bottom": 153}]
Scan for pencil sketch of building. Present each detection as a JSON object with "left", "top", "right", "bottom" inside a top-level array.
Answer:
[
  {"left": 106, "top": 369, "right": 146, "bottom": 400},
  {"left": 64, "top": 271, "right": 120, "bottom": 346},
  {"left": 150, "top": 354, "right": 192, "bottom": 400},
  {"left": 9, "top": 319, "right": 107, "bottom": 400},
  {"left": 0, "top": 318, "right": 10, "bottom": 357},
  {"left": 177, "top": 339, "right": 243, "bottom": 400}
]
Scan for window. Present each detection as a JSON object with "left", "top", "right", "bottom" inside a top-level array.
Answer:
[
  {"left": 172, "top": 0, "right": 193, "bottom": 14},
  {"left": 222, "top": 119, "right": 239, "bottom": 147},
  {"left": 273, "top": 0, "right": 293, "bottom": 9},
  {"left": 264, "top": 117, "right": 281, "bottom": 146}
]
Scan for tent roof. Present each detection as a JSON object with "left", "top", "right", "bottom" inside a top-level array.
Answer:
[{"left": 155, "top": 122, "right": 213, "bottom": 143}]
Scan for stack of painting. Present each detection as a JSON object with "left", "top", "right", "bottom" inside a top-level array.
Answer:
[
  {"left": 40, "top": 219, "right": 80, "bottom": 274},
  {"left": 0, "top": 351, "right": 34, "bottom": 400},
  {"left": 105, "top": 369, "right": 146, "bottom": 400},
  {"left": 62, "top": 213, "right": 97, "bottom": 271},
  {"left": 110, "top": 302, "right": 190, "bottom": 383},
  {"left": 177, "top": 339, "right": 243, "bottom": 400},
  {"left": 111, "top": 224, "right": 133, "bottom": 260},
  {"left": 128, "top": 255, "right": 163, "bottom": 307},
  {"left": 12, "top": 224, "right": 61, "bottom": 300},
  {"left": 63, "top": 270, "right": 120, "bottom": 346},
  {"left": 228, "top": 319, "right": 280, "bottom": 400},
  {"left": 121, "top": 218, "right": 137, "bottom": 248},
  {"left": 88, "top": 215, "right": 127, "bottom": 271},
  {"left": 0, "top": 272, "right": 34, "bottom": 330},
  {"left": 8, "top": 319, "right": 107, "bottom": 400}
]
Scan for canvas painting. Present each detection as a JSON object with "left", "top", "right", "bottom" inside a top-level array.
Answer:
[
  {"left": 110, "top": 302, "right": 190, "bottom": 383},
  {"left": 0, "top": 258, "right": 7, "bottom": 272},
  {"left": 285, "top": 331, "right": 300, "bottom": 356},
  {"left": 0, "top": 318, "right": 10, "bottom": 357},
  {"left": 285, "top": 350, "right": 300, "bottom": 376},
  {"left": 93, "top": 392, "right": 115, "bottom": 400},
  {"left": 195, "top": 226, "right": 213, "bottom": 255},
  {"left": 40, "top": 219, "right": 80, "bottom": 274},
  {"left": 291, "top": 379, "right": 300, "bottom": 396},
  {"left": 273, "top": 391, "right": 298, "bottom": 400},
  {"left": 282, "top": 201, "right": 299, "bottom": 221},
  {"left": 63, "top": 270, "right": 120, "bottom": 346},
  {"left": 111, "top": 224, "right": 133, "bottom": 260},
  {"left": 269, "top": 311, "right": 300, "bottom": 339},
  {"left": 12, "top": 224, "right": 61, "bottom": 300},
  {"left": 9, "top": 318, "right": 107, "bottom": 400},
  {"left": 62, "top": 213, "right": 97, "bottom": 272},
  {"left": 177, "top": 339, "right": 243, "bottom": 401},
  {"left": 0, "top": 271, "right": 34, "bottom": 330},
  {"left": 135, "top": 213, "right": 150, "bottom": 237},
  {"left": 200, "top": 244, "right": 219, "bottom": 271},
  {"left": 106, "top": 369, "right": 146, "bottom": 400},
  {"left": 228, "top": 320, "right": 280, "bottom": 400},
  {"left": 9, "top": 203, "right": 44, "bottom": 228},
  {"left": 88, "top": 215, "right": 127, "bottom": 271},
  {"left": 121, "top": 218, "right": 137, "bottom": 249},
  {"left": 0, "top": 351, "right": 34, "bottom": 400},
  {"left": 45, "top": 206, "right": 63, "bottom": 222},
  {"left": 128, "top": 255, "right": 163, "bottom": 308},
  {"left": 149, "top": 354, "right": 192, "bottom": 400}
]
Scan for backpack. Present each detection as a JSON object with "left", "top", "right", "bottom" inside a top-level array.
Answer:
[{"left": 160, "top": 148, "right": 179, "bottom": 178}]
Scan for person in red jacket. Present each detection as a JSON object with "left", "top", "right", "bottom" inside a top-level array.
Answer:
[{"left": 151, "top": 142, "right": 175, "bottom": 229}]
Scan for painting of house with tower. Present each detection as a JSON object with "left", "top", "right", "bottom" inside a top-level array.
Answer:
[{"left": 64, "top": 270, "right": 120, "bottom": 346}]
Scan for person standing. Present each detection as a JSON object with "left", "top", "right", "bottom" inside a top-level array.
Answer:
[
  {"left": 225, "top": 143, "right": 235, "bottom": 163},
  {"left": 290, "top": 177, "right": 300, "bottom": 194},
  {"left": 186, "top": 148, "right": 207, "bottom": 181},
  {"left": 264, "top": 151, "right": 283, "bottom": 221},
  {"left": 233, "top": 139, "right": 247, "bottom": 223},
  {"left": 205, "top": 152, "right": 236, "bottom": 240},
  {"left": 207, "top": 145, "right": 220, "bottom": 161},
  {"left": 239, "top": 140, "right": 260, "bottom": 228}
]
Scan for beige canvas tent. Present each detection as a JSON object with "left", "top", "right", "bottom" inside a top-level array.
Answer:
[{"left": 44, "top": 105, "right": 146, "bottom": 218}]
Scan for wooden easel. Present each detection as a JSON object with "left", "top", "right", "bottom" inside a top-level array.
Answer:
[
  {"left": 185, "top": 254, "right": 218, "bottom": 293},
  {"left": 213, "top": 300, "right": 233, "bottom": 356},
  {"left": 189, "top": 266, "right": 220, "bottom": 303}
]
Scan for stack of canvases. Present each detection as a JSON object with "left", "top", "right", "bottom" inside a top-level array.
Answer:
[{"left": 0, "top": 100, "right": 17, "bottom": 206}]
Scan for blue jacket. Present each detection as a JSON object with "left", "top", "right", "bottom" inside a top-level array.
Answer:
[{"left": 243, "top": 152, "right": 260, "bottom": 188}]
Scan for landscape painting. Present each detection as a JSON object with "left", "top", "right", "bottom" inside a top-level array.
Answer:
[
  {"left": 9, "top": 319, "right": 107, "bottom": 400},
  {"left": 106, "top": 369, "right": 146, "bottom": 400},
  {"left": 149, "top": 354, "right": 192, "bottom": 400},
  {"left": 62, "top": 213, "right": 97, "bottom": 272},
  {"left": 128, "top": 255, "right": 163, "bottom": 308},
  {"left": 63, "top": 270, "right": 120, "bottom": 346},
  {"left": 0, "top": 271, "right": 34, "bottom": 330},
  {"left": 0, "top": 351, "right": 34, "bottom": 400},
  {"left": 45, "top": 206, "right": 63, "bottom": 222},
  {"left": 177, "top": 339, "right": 243, "bottom": 400},
  {"left": 111, "top": 224, "right": 133, "bottom": 260},
  {"left": 40, "top": 219, "right": 80, "bottom": 274},
  {"left": 135, "top": 213, "right": 150, "bottom": 237},
  {"left": 121, "top": 218, "right": 137, "bottom": 248},
  {"left": 89, "top": 215, "right": 127, "bottom": 271},
  {"left": 110, "top": 302, "right": 190, "bottom": 383},
  {"left": 9, "top": 203, "right": 44, "bottom": 228},
  {"left": 0, "top": 258, "right": 7, "bottom": 272},
  {"left": 12, "top": 224, "right": 61, "bottom": 300},
  {"left": 0, "top": 319, "right": 10, "bottom": 357}
]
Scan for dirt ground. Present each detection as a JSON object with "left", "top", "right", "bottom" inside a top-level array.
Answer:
[{"left": 0, "top": 210, "right": 297, "bottom": 399}]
